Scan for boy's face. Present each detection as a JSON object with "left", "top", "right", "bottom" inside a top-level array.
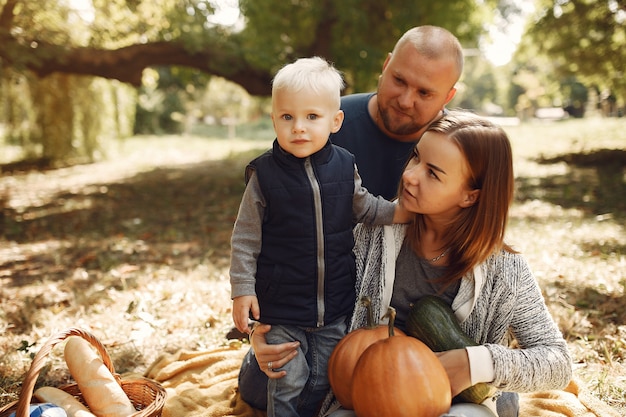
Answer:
[{"left": 271, "top": 87, "right": 344, "bottom": 159}]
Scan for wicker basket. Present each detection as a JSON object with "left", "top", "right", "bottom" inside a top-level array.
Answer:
[{"left": 0, "top": 328, "right": 166, "bottom": 417}]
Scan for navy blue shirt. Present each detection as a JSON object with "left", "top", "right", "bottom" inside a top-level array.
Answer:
[{"left": 330, "top": 93, "right": 416, "bottom": 200}]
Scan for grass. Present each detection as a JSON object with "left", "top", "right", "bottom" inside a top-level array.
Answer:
[
  {"left": 502, "top": 117, "right": 626, "bottom": 411},
  {"left": 0, "top": 116, "right": 625, "bottom": 413}
]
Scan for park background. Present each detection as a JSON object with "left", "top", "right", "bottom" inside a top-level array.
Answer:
[{"left": 0, "top": 0, "right": 624, "bottom": 414}]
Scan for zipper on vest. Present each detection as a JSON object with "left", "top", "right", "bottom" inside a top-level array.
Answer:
[{"left": 304, "top": 157, "right": 325, "bottom": 327}]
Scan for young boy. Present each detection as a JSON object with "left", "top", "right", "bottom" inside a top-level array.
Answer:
[{"left": 229, "top": 57, "right": 408, "bottom": 417}]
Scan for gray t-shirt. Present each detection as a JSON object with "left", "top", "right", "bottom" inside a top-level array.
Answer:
[{"left": 390, "top": 239, "right": 460, "bottom": 331}]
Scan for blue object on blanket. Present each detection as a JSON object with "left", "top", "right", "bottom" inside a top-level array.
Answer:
[{"left": 8, "top": 403, "right": 67, "bottom": 417}]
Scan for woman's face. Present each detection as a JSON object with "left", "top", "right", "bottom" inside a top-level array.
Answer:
[{"left": 400, "top": 132, "right": 478, "bottom": 218}]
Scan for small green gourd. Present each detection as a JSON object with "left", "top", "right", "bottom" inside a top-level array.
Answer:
[{"left": 406, "top": 295, "right": 498, "bottom": 404}]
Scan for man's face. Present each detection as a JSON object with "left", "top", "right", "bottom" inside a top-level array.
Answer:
[{"left": 375, "top": 42, "right": 458, "bottom": 139}]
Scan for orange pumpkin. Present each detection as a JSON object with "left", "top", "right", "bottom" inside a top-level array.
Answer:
[
  {"left": 351, "top": 308, "right": 451, "bottom": 417},
  {"left": 328, "top": 298, "right": 406, "bottom": 409}
]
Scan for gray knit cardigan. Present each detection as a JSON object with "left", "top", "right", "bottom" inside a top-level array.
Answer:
[{"left": 320, "top": 223, "right": 572, "bottom": 416}]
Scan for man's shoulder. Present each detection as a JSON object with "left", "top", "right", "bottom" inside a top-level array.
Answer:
[
  {"left": 331, "top": 142, "right": 355, "bottom": 157},
  {"left": 340, "top": 92, "right": 374, "bottom": 109},
  {"left": 332, "top": 93, "right": 378, "bottom": 147}
]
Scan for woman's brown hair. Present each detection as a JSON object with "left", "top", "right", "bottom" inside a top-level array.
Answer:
[{"left": 402, "top": 110, "right": 516, "bottom": 287}]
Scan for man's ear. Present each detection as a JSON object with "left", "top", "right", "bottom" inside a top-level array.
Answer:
[
  {"left": 460, "top": 189, "right": 480, "bottom": 208},
  {"left": 444, "top": 86, "right": 457, "bottom": 106},
  {"left": 381, "top": 52, "right": 393, "bottom": 71}
]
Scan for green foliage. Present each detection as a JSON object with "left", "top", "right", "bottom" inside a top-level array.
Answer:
[
  {"left": 509, "top": 38, "right": 575, "bottom": 117},
  {"left": 2, "top": 0, "right": 572, "bottom": 163},
  {"left": 452, "top": 58, "right": 502, "bottom": 113},
  {"left": 30, "top": 74, "right": 76, "bottom": 161},
  {"left": 507, "top": 81, "right": 527, "bottom": 116},
  {"left": 561, "top": 77, "right": 589, "bottom": 118},
  {"left": 238, "top": 0, "right": 493, "bottom": 92},
  {"left": 2, "top": 1, "right": 78, "bottom": 70},
  {"left": 1, "top": 0, "right": 138, "bottom": 163},
  {"left": 86, "top": 0, "right": 218, "bottom": 48},
  {"left": 1, "top": 70, "right": 136, "bottom": 163},
  {"left": 528, "top": 0, "right": 626, "bottom": 105}
]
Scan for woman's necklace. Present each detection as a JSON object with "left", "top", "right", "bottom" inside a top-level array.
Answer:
[{"left": 429, "top": 247, "right": 450, "bottom": 263}]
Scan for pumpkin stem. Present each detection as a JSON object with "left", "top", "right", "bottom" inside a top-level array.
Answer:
[
  {"left": 360, "top": 296, "right": 376, "bottom": 329},
  {"left": 381, "top": 307, "right": 397, "bottom": 337}
]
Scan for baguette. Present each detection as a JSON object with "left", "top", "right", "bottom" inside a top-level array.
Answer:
[
  {"left": 34, "top": 386, "right": 96, "bottom": 417},
  {"left": 64, "top": 336, "right": 136, "bottom": 417}
]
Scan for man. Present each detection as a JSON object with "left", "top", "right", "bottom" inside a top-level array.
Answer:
[{"left": 331, "top": 25, "right": 463, "bottom": 200}]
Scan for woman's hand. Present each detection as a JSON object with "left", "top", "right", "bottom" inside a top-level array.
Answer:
[
  {"left": 250, "top": 323, "right": 300, "bottom": 379},
  {"left": 435, "top": 349, "right": 472, "bottom": 397}
]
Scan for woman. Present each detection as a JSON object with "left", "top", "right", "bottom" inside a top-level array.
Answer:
[{"left": 238, "top": 111, "right": 572, "bottom": 417}]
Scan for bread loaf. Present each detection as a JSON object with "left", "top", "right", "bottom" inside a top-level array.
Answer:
[
  {"left": 63, "top": 336, "right": 136, "bottom": 417},
  {"left": 34, "top": 387, "right": 96, "bottom": 417}
]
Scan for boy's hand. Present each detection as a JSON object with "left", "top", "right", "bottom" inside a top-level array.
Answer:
[{"left": 233, "top": 295, "right": 260, "bottom": 333}]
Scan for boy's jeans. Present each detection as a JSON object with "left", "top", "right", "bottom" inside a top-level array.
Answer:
[{"left": 243, "top": 317, "right": 347, "bottom": 417}]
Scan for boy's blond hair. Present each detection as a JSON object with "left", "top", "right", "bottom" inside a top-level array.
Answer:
[{"left": 272, "top": 57, "right": 344, "bottom": 109}]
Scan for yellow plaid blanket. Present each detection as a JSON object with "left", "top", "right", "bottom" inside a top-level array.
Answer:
[{"left": 143, "top": 345, "right": 619, "bottom": 417}]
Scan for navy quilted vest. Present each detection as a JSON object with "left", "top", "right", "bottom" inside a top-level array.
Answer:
[{"left": 248, "top": 139, "right": 356, "bottom": 327}]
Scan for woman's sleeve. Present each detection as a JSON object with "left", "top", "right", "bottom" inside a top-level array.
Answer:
[
  {"left": 484, "top": 254, "right": 572, "bottom": 392},
  {"left": 350, "top": 223, "right": 381, "bottom": 330},
  {"left": 350, "top": 224, "right": 406, "bottom": 331}
]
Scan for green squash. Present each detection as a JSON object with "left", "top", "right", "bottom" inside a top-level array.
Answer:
[{"left": 406, "top": 295, "right": 498, "bottom": 404}]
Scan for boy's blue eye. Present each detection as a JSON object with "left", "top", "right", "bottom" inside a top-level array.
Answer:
[{"left": 307, "top": 114, "right": 318, "bottom": 120}]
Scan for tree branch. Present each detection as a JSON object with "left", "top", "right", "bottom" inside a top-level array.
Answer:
[
  {"left": 0, "top": 0, "right": 18, "bottom": 31},
  {"left": 0, "top": 35, "right": 274, "bottom": 96}
]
